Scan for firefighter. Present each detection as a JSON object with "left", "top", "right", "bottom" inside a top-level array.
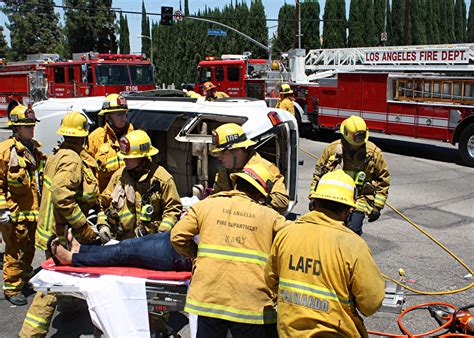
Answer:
[
  {"left": 275, "top": 83, "right": 295, "bottom": 116},
  {"left": 171, "top": 163, "right": 287, "bottom": 338},
  {"left": 211, "top": 123, "right": 289, "bottom": 214},
  {"left": 203, "top": 81, "right": 229, "bottom": 101},
  {"left": 96, "top": 129, "right": 182, "bottom": 243},
  {"left": 182, "top": 83, "right": 202, "bottom": 98},
  {"left": 265, "top": 170, "right": 385, "bottom": 337},
  {"left": 309, "top": 115, "right": 390, "bottom": 235},
  {"left": 20, "top": 111, "right": 99, "bottom": 337},
  {"left": 0, "top": 105, "right": 46, "bottom": 306},
  {"left": 88, "top": 93, "right": 134, "bottom": 192}
]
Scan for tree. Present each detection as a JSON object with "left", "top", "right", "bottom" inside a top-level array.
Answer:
[
  {"left": 65, "top": 0, "right": 116, "bottom": 55},
  {"left": 374, "top": 0, "right": 386, "bottom": 45},
  {"left": 0, "top": 26, "right": 8, "bottom": 58},
  {"left": 454, "top": 0, "right": 467, "bottom": 42},
  {"left": 468, "top": 1, "right": 474, "bottom": 42},
  {"left": 363, "top": 0, "right": 376, "bottom": 46},
  {"left": 323, "top": 0, "right": 346, "bottom": 48},
  {"left": 389, "top": 0, "right": 405, "bottom": 45},
  {"left": 410, "top": 0, "right": 427, "bottom": 45},
  {"left": 348, "top": 0, "right": 364, "bottom": 47},
  {"left": 248, "top": 0, "right": 268, "bottom": 58},
  {"left": 3, "top": 0, "right": 62, "bottom": 60},
  {"left": 96, "top": 0, "right": 117, "bottom": 53},
  {"left": 301, "top": 1, "right": 320, "bottom": 50},
  {"left": 440, "top": 0, "right": 455, "bottom": 43},
  {"left": 119, "top": 13, "right": 130, "bottom": 54},
  {"left": 274, "top": 4, "right": 295, "bottom": 54},
  {"left": 141, "top": 1, "right": 151, "bottom": 58}
]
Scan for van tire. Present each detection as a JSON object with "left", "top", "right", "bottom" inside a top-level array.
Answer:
[{"left": 459, "top": 124, "right": 474, "bottom": 167}]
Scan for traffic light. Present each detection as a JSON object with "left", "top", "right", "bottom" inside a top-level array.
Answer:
[{"left": 160, "top": 6, "right": 173, "bottom": 26}]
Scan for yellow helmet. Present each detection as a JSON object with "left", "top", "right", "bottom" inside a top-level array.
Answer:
[
  {"left": 99, "top": 93, "right": 128, "bottom": 116},
  {"left": 271, "top": 61, "right": 279, "bottom": 70},
  {"left": 340, "top": 115, "right": 369, "bottom": 146},
  {"left": 7, "top": 105, "right": 39, "bottom": 126},
  {"left": 280, "top": 83, "right": 293, "bottom": 95},
  {"left": 309, "top": 169, "right": 356, "bottom": 208},
  {"left": 57, "top": 111, "right": 89, "bottom": 137},
  {"left": 230, "top": 163, "right": 273, "bottom": 197},
  {"left": 203, "top": 81, "right": 216, "bottom": 91},
  {"left": 211, "top": 123, "right": 256, "bottom": 153},
  {"left": 119, "top": 130, "right": 158, "bottom": 159}
]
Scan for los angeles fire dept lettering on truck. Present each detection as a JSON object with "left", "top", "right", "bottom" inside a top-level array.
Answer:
[{"left": 0, "top": 52, "right": 155, "bottom": 117}]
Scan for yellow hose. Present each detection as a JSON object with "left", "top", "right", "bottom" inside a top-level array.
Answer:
[{"left": 299, "top": 146, "right": 474, "bottom": 295}]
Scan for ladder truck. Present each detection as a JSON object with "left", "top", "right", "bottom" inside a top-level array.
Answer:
[{"left": 289, "top": 44, "right": 474, "bottom": 167}]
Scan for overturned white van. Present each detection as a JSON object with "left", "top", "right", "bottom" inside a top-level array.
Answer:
[{"left": 32, "top": 91, "right": 299, "bottom": 212}]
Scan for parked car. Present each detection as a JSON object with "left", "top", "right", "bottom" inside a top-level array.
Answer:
[{"left": 32, "top": 91, "right": 299, "bottom": 212}]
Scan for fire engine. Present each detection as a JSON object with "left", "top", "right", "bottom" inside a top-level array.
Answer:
[
  {"left": 197, "top": 44, "right": 474, "bottom": 167},
  {"left": 0, "top": 52, "right": 155, "bottom": 116}
]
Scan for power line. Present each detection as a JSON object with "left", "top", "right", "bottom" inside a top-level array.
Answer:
[{"left": 0, "top": 1, "right": 334, "bottom": 23}]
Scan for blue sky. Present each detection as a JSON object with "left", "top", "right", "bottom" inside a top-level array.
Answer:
[{"left": 0, "top": 0, "right": 471, "bottom": 55}]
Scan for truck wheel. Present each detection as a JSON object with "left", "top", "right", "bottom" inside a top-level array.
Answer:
[{"left": 459, "top": 124, "right": 474, "bottom": 167}]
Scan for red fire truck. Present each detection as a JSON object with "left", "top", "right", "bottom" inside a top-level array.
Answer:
[
  {"left": 0, "top": 52, "right": 155, "bottom": 116},
  {"left": 197, "top": 45, "right": 474, "bottom": 166},
  {"left": 293, "top": 44, "right": 474, "bottom": 166}
]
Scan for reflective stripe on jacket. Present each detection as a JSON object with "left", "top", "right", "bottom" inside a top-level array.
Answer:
[
  {"left": 35, "top": 141, "right": 98, "bottom": 250},
  {"left": 98, "top": 163, "right": 182, "bottom": 239},
  {"left": 309, "top": 140, "right": 390, "bottom": 214},
  {"left": 264, "top": 209, "right": 385, "bottom": 337},
  {"left": 171, "top": 191, "right": 287, "bottom": 324},
  {"left": 87, "top": 123, "right": 134, "bottom": 192},
  {"left": 213, "top": 152, "right": 290, "bottom": 214},
  {"left": 0, "top": 137, "right": 46, "bottom": 222}
]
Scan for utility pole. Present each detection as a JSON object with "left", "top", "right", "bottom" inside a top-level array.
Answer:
[{"left": 295, "top": 0, "right": 301, "bottom": 49}]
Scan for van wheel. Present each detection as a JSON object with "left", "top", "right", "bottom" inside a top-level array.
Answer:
[{"left": 459, "top": 124, "right": 474, "bottom": 167}]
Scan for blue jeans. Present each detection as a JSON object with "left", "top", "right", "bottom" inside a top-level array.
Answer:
[
  {"left": 348, "top": 211, "right": 365, "bottom": 236},
  {"left": 71, "top": 232, "right": 192, "bottom": 271}
]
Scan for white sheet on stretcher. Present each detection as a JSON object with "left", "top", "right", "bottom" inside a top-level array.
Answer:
[{"left": 30, "top": 269, "right": 150, "bottom": 337}]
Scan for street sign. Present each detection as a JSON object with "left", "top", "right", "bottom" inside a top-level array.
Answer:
[
  {"left": 208, "top": 29, "right": 227, "bottom": 37},
  {"left": 173, "top": 10, "right": 183, "bottom": 21}
]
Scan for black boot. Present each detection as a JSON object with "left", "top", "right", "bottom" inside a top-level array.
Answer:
[{"left": 5, "top": 292, "right": 28, "bottom": 306}]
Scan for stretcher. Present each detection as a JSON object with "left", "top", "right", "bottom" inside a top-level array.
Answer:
[{"left": 32, "top": 258, "right": 192, "bottom": 337}]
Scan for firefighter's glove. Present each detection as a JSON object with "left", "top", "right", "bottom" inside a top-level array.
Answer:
[
  {"left": 0, "top": 210, "right": 12, "bottom": 226},
  {"left": 98, "top": 224, "right": 112, "bottom": 244},
  {"left": 368, "top": 208, "right": 381, "bottom": 222}
]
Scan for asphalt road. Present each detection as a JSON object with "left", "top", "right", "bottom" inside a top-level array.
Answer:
[{"left": 0, "top": 125, "right": 473, "bottom": 337}]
